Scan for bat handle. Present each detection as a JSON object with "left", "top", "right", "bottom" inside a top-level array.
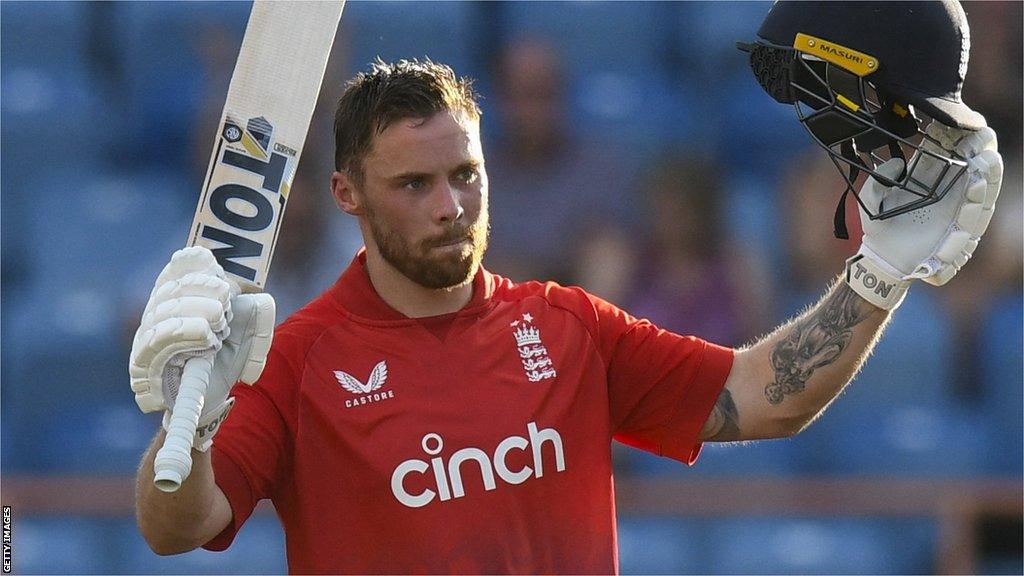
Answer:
[{"left": 153, "top": 355, "right": 214, "bottom": 493}]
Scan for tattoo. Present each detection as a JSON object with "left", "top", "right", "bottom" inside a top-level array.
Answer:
[
  {"left": 765, "top": 283, "right": 875, "bottom": 405},
  {"left": 705, "top": 389, "right": 741, "bottom": 441}
]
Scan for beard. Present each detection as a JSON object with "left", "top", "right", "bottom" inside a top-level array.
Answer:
[{"left": 365, "top": 201, "right": 490, "bottom": 290}]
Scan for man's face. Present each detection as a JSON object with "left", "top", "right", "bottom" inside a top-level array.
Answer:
[{"left": 351, "top": 111, "right": 489, "bottom": 289}]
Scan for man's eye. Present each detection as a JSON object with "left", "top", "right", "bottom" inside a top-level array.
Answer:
[
  {"left": 456, "top": 169, "right": 478, "bottom": 183},
  {"left": 404, "top": 179, "right": 426, "bottom": 191}
]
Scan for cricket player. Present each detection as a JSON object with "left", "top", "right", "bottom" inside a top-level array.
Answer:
[{"left": 130, "top": 2, "right": 1003, "bottom": 573}]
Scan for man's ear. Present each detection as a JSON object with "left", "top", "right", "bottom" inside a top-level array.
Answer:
[{"left": 331, "top": 170, "right": 364, "bottom": 216}]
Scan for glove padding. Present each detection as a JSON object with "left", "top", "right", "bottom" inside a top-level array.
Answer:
[
  {"left": 130, "top": 246, "right": 276, "bottom": 451},
  {"left": 159, "top": 291, "right": 276, "bottom": 451},
  {"left": 846, "top": 122, "right": 1003, "bottom": 309},
  {"left": 130, "top": 247, "right": 235, "bottom": 413}
]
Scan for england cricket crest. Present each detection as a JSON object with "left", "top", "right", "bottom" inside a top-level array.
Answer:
[
  {"left": 511, "top": 313, "right": 557, "bottom": 382},
  {"left": 189, "top": 113, "right": 300, "bottom": 289}
]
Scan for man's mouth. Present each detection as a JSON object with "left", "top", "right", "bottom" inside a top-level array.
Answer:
[{"left": 433, "top": 235, "right": 471, "bottom": 249}]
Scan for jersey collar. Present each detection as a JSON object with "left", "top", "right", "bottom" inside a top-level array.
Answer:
[{"left": 328, "top": 248, "right": 496, "bottom": 322}]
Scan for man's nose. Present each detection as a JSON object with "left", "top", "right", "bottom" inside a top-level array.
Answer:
[{"left": 433, "top": 183, "right": 464, "bottom": 223}]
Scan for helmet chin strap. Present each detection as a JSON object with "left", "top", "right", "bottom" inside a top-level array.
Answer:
[{"left": 833, "top": 141, "right": 857, "bottom": 240}]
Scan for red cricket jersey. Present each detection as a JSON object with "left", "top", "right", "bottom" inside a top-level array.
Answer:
[{"left": 204, "top": 251, "right": 733, "bottom": 574}]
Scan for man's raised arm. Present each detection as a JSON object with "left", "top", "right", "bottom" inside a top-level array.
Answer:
[
  {"left": 701, "top": 123, "right": 1003, "bottom": 443},
  {"left": 701, "top": 280, "right": 888, "bottom": 441},
  {"left": 129, "top": 247, "right": 276, "bottom": 553}
]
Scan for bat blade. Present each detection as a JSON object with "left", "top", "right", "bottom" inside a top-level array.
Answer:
[
  {"left": 188, "top": 0, "right": 345, "bottom": 293},
  {"left": 155, "top": 0, "right": 344, "bottom": 493}
]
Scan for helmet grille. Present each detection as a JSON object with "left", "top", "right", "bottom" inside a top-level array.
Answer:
[{"left": 739, "top": 38, "right": 968, "bottom": 238}]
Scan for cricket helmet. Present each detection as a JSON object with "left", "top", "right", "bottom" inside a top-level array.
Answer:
[{"left": 738, "top": 1, "right": 979, "bottom": 238}]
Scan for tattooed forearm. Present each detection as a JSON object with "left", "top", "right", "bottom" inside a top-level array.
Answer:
[
  {"left": 705, "top": 388, "right": 741, "bottom": 441},
  {"left": 764, "top": 283, "right": 877, "bottom": 405}
]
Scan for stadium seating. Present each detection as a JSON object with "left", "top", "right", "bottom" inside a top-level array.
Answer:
[
  {"left": 623, "top": 436, "right": 812, "bottom": 477},
  {"left": 2, "top": 163, "right": 189, "bottom": 473},
  {"left": 713, "top": 74, "right": 811, "bottom": 174},
  {"left": 0, "top": 2, "right": 112, "bottom": 189},
  {"left": 797, "top": 290, "right": 997, "bottom": 475},
  {"left": 703, "top": 516, "right": 936, "bottom": 574},
  {"left": 344, "top": 1, "right": 475, "bottom": 76},
  {"left": 732, "top": 285, "right": 998, "bottom": 476},
  {"left": 3, "top": 332, "right": 146, "bottom": 473},
  {"left": 617, "top": 516, "right": 704, "bottom": 574},
  {"left": 12, "top": 516, "right": 112, "bottom": 574},
  {"left": 16, "top": 169, "right": 192, "bottom": 303},
  {"left": 674, "top": 1, "right": 772, "bottom": 79},
  {"left": 501, "top": 1, "right": 672, "bottom": 76},
  {"left": 806, "top": 401, "right": 996, "bottom": 476},
  {"left": 3, "top": 167, "right": 192, "bottom": 416},
  {"left": 112, "top": 2, "right": 251, "bottom": 167},
  {"left": 619, "top": 515, "right": 937, "bottom": 575},
  {"left": 10, "top": 515, "right": 287, "bottom": 574},
  {"left": 978, "top": 294, "right": 1024, "bottom": 474}
]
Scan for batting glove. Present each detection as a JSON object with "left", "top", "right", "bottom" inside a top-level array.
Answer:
[
  {"left": 130, "top": 247, "right": 276, "bottom": 451},
  {"left": 160, "top": 290, "right": 275, "bottom": 451},
  {"left": 846, "top": 122, "right": 1003, "bottom": 310}
]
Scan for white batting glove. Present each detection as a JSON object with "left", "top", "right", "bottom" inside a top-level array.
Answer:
[
  {"left": 159, "top": 290, "right": 276, "bottom": 451},
  {"left": 131, "top": 247, "right": 235, "bottom": 413},
  {"left": 845, "top": 122, "right": 1003, "bottom": 310},
  {"left": 130, "top": 247, "right": 276, "bottom": 451}
]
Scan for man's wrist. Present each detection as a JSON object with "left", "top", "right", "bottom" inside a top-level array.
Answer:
[{"left": 844, "top": 247, "right": 912, "bottom": 310}]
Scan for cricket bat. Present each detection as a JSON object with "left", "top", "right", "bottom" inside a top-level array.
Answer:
[{"left": 154, "top": 0, "right": 345, "bottom": 492}]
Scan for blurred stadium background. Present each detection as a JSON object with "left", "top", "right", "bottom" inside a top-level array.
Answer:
[{"left": 1, "top": 1, "right": 1020, "bottom": 574}]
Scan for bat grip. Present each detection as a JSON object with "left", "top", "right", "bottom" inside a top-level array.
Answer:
[{"left": 153, "top": 355, "right": 214, "bottom": 493}]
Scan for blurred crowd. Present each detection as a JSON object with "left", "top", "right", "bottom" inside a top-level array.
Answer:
[{"left": 1, "top": 2, "right": 1020, "bottom": 573}]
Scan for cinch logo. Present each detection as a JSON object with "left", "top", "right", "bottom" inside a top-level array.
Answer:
[
  {"left": 390, "top": 422, "right": 566, "bottom": 508},
  {"left": 335, "top": 360, "right": 395, "bottom": 408}
]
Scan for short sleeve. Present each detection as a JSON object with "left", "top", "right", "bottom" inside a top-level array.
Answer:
[
  {"left": 201, "top": 341, "right": 300, "bottom": 550},
  {"left": 589, "top": 293, "right": 735, "bottom": 464}
]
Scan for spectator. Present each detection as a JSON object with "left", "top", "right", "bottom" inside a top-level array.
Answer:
[
  {"left": 484, "top": 37, "right": 641, "bottom": 283},
  {"left": 961, "top": 1, "right": 1023, "bottom": 158},
  {"left": 621, "top": 154, "right": 772, "bottom": 347}
]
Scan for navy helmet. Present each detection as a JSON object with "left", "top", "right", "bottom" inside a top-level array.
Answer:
[{"left": 739, "top": 1, "right": 979, "bottom": 238}]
